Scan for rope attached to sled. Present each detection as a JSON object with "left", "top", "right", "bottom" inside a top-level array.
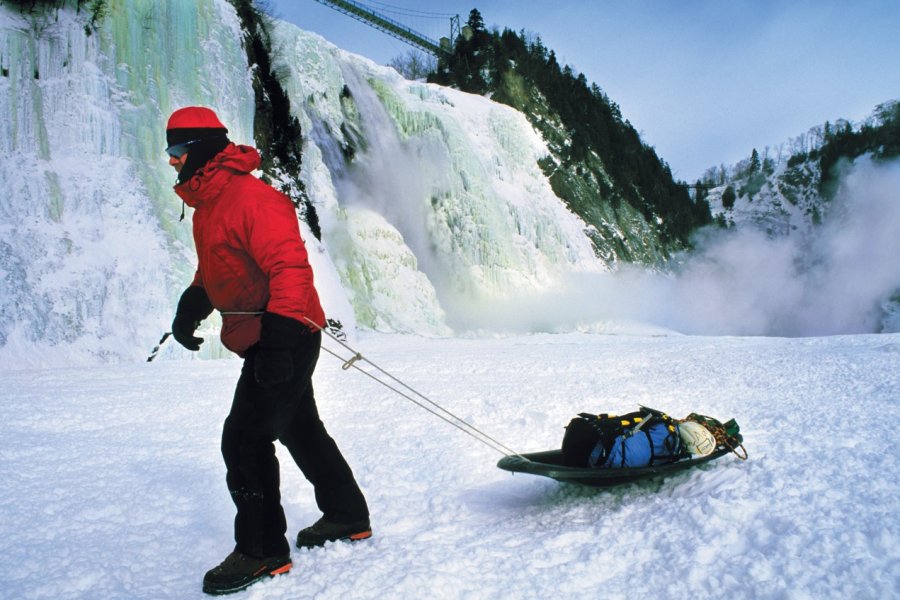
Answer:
[
  {"left": 306, "top": 319, "right": 521, "bottom": 458},
  {"left": 726, "top": 440, "right": 749, "bottom": 460}
]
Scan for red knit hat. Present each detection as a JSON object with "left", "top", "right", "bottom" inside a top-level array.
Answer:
[
  {"left": 166, "top": 106, "right": 229, "bottom": 149},
  {"left": 165, "top": 107, "right": 232, "bottom": 188},
  {"left": 167, "top": 106, "right": 227, "bottom": 131}
]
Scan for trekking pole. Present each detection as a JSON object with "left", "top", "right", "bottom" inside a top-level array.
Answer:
[
  {"left": 146, "top": 332, "right": 172, "bottom": 362},
  {"left": 305, "top": 319, "right": 522, "bottom": 458}
]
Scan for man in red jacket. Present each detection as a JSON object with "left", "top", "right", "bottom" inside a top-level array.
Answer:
[{"left": 165, "top": 106, "right": 371, "bottom": 596}]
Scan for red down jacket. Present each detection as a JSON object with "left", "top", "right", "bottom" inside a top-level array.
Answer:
[{"left": 174, "top": 143, "right": 325, "bottom": 355}]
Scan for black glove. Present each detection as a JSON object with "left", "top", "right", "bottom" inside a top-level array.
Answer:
[
  {"left": 171, "top": 286, "right": 214, "bottom": 351},
  {"left": 253, "top": 312, "right": 308, "bottom": 386}
]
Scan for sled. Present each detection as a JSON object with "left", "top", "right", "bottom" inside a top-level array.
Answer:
[{"left": 496, "top": 441, "right": 741, "bottom": 488}]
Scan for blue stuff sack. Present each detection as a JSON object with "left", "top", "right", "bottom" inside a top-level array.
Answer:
[
  {"left": 595, "top": 420, "right": 683, "bottom": 468},
  {"left": 562, "top": 409, "right": 687, "bottom": 469}
]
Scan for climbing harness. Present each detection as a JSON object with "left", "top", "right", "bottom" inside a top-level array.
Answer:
[{"left": 304, "top": 318, "right": 521, "bottom": 458}]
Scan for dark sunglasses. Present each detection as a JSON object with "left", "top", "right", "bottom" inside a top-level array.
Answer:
[{"left": 165, "top": 138, "right": 204, "bottom": 158}]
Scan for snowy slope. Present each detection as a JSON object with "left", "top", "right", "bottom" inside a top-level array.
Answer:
[{"left": 2, "top": 332, "right": 898, "bottom": 599}]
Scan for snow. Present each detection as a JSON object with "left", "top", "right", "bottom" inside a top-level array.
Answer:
[{"left": 3, "top": 331, "right": 898, "bottom": 599}]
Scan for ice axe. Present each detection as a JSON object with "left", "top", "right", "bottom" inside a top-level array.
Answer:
[{"left": 146, "top": 332, "right": 172, "bottom": 362}]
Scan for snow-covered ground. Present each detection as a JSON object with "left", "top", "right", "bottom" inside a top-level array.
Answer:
[{"left": 3, "top": 331, "right": 898, "bottom": 599}]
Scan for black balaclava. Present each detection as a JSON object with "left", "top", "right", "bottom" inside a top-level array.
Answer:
[
  {"left": 165, "top": 106, "right": 231, "bottom": 185},
  {"left": 167, "top": 128, "right": 230, "bottom": 185}
]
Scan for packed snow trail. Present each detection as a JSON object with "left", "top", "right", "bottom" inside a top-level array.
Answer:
[{"left": 2, "top": 332, "right": 898, "bottom": 599}]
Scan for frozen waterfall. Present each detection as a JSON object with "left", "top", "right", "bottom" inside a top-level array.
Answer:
[
  {"left": 275, "top": 21, "right": 606, "bottom": 332},
  {"left": 0, "top": 1, "right": 606, "bottom": 367}
]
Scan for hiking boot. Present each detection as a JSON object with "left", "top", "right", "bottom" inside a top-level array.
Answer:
[
  {"left": 202, "top": 550, "right": 292, "bottom": 596},
  {"left": 295, "top": 517, "right": 372, "bottom": 549}
]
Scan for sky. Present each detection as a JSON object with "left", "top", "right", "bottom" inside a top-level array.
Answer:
[{"left": 267, "top": 0, "right": 900, "bottom": 182}]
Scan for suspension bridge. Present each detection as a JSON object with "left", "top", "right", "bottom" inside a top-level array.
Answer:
[{"left": 313, "top": 0, "right": 461, "bottom": 56}]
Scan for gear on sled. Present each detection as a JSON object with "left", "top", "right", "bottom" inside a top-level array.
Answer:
[{"left": 497, "top": 406, "right": 746, "bottom": 487}]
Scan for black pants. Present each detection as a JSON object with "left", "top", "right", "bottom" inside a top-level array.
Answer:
[{"left": 221, "top": 331, "right": 369, "bottom": 557}]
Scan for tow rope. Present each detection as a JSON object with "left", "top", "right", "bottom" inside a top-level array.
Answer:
[
  {"left": 146, "top": 319, "right": 520, "bottom": 457},
  {"left": 306, "top": 318, "right": 521, "bottom": 458}
]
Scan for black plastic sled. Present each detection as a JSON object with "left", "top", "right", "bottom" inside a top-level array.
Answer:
[{"left": 496, "top": 446, "right": 737, "bottom": 488}]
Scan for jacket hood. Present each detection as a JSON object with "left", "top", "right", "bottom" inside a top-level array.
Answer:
[{"left": 174, "top": 143, "right": 261, "bottom": 208}]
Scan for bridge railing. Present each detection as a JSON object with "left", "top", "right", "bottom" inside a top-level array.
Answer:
[{"left": 314, "top": 0, "right": 449, "bottom": 56}]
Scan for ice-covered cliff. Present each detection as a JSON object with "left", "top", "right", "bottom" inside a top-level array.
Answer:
[
  {"left": 0, "top": 0, "right": 258, "bottom": 367},
  {"left": 0, "top": 1, "right": 604, "bottom": 368},
  {"left": 275, "top": 21, "right": 604, "bottom": 334}
]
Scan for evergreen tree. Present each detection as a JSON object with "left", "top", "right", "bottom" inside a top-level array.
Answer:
[
  {"left": 722, "top": 186, "right": 736, "bottom": 209},
  {"left": 431, "top": 16, "right": 712, "bottom": 256},
  {"left": 466, "top": 8, "right": 485, "bottom": 33},
  {"left": 749, "top": 148, "right": 761, "bottom": 173}
]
